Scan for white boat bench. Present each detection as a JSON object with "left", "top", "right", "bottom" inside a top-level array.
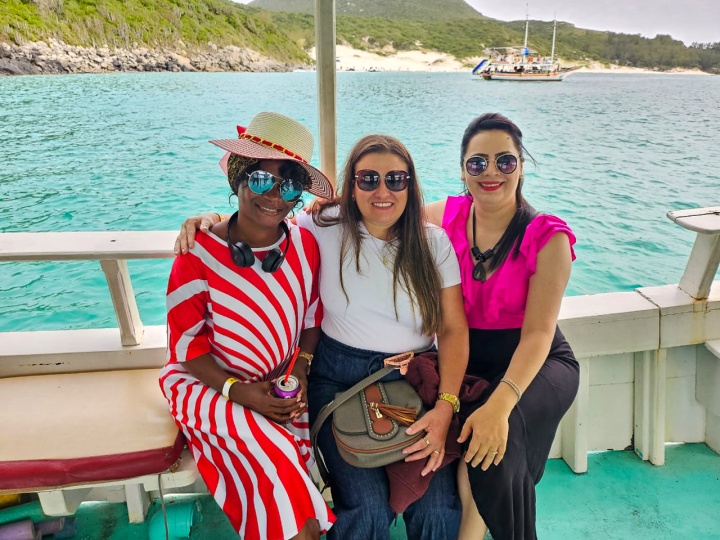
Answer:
[
  {"left": 669, "top": 208, "right": 720, "bottom": 455},
  {"left": 0, "top": 232, "right": 198, "bottom": 523},
  {"left": 0, "top": 208, "right": 718, "bottom": 520},
  {"left": 549, "top": 207, "right": 720, "bottom": 471}
]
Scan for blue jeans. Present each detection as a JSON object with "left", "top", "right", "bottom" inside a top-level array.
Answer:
[{"left": 309, "top": 333, "right": 461, "bottom": 540}]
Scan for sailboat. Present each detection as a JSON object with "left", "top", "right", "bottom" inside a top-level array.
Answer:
[{"left": 473, "top": 14, "right": 580, "bottom": 81}]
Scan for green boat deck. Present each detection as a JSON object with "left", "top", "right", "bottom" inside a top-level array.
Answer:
[{"left": 65, "top": 443, "right": 719, "bottom": 539}]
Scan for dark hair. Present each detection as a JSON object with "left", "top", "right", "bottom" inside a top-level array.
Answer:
[
  {"left": 313, "top": 135, "right": 442, "bottom": 335},
  {"left": 461, "top": 113, "right": 537, "bottom": 274},
  {"left": 227, "top": 154, "right": 310, "bottom": 214}
]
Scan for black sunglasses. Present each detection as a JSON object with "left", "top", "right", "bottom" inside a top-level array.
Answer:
[
  {"left": 465, "top": 154, "right": 519, "bottom": 176},
  {"left": 354, "top": 170, "right": 410, "bottom": 192}
]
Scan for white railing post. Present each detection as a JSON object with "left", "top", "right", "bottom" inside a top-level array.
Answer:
[
  {"left": 100, "top": 259, "right": 144, "bottom": 346},
  {"left": 561, "top": 356, "right": 589, "bottom": 473},
  {"left": 315, "top": 0, "right": 337, "bottom": 187},
  {"left": 667, "top": 207, "right": 720, "bottom": 300},
  {"left": 634, "top": 348, "right": 666, "bottom": 465}
]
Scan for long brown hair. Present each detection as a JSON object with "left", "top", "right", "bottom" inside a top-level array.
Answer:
[{"left": 313, "top": 135, "right": 443, "bottom": 336}]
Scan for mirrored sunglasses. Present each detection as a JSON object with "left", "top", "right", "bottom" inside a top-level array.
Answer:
[
  {"left": 465, "top": 154, "right": 518, "bottom": 176},
  {"left": 246, "top": 170, "right": 304, "bottom": 202},
  {"left": 355, "top": 170, "right": 410, "bottom": 192}
]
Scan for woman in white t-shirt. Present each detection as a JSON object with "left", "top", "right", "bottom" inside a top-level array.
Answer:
[
  {"left": 176, "top": 135, "right": 469, "bottom": 540},
  {"left": 298, "top": 135, "right": 468, "bottom": 539}
]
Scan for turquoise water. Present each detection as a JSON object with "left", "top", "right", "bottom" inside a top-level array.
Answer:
[{"left": 1, "top": 72, "right": 719, "bottom": 332}]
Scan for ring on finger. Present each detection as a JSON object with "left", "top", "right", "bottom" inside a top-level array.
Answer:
[
  {"left": 489, "top": 451, "right": 498, "bottom": 456},
  {"left": 425, "top": 438, "right": 431, "bottom": 446},
  {"left": 432, "top": 449, "right": 440, "bottom": 455}
]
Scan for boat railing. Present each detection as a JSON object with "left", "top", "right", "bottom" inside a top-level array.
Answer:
[
  {"left": 0, "top": 208, "right": 718, "bottom": 519},
  {"left": 0, "top": 231, "right": 198, "bottom": 523}
]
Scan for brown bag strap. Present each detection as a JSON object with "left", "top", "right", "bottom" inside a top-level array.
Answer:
[{"left": 310, "top": 352, "right": 415, "bottom": 488}]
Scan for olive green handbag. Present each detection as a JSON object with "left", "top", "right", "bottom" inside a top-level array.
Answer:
[{"left": 310, "top": 353, "right": 426, "bottom": 487}]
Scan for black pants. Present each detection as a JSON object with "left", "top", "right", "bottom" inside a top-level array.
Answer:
[{"left": 464, "top": 326, "right": 579, "bottom": 540}]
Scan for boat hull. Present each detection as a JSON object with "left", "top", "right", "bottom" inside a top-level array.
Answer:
[{"left": 481, "top": 72, "right": 566, "bottom": 81}]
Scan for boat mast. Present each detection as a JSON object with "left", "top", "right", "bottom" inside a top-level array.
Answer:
[
  {"left": 550, "top": 18, "right": 557, "bottom": 65},
  {"left": 523, "top": 4, "right": 529, "bottom": 49},
  {"left": 315, "top": 0, "right": 337, "bottom": 187}
]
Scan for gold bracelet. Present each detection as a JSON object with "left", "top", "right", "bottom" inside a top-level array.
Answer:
[
  {"left": 215, "top": 213, "right": 223, "bottom": 223},
  {"left": 297, "top": 351, "right": 313, "bottom": 374},
  {"left": 437, "top": 392, "right": 460, "bottom": 413},
  {"left": 500, "top": 378, "right": 522, "bottom": 404}
]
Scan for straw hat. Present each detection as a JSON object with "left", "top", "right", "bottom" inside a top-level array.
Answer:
[{"left": 210, "top": 112, "right": 333, "bottom": 199}]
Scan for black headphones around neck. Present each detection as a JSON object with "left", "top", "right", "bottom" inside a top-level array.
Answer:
[{"left": 226, "top": 211, "right": 291, "bottom": 273}]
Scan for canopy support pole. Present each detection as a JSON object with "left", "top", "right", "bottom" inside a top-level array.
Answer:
[{"left": 315, "top": 0, "right": 337, "bottom": 188}]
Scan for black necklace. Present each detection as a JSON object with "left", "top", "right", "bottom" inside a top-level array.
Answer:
[{"left": 470, "top": 209, "right": 502, "bottom": 282}]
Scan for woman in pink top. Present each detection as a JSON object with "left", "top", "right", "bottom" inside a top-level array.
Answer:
[{"left": 425, "top": 113, "right": 579, "bottom": 540}]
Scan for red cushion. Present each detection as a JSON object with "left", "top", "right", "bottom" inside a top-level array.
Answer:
[{"left": 0, "top": 432, "right": 185, "bottom": 492}]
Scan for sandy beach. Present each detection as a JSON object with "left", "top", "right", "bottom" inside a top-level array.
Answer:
[
  {"left": 308, "top": 45, "right": 710, "bottom": 75},
  {"left": 309, "top": 45, "right": 471, "bottom": 72}
]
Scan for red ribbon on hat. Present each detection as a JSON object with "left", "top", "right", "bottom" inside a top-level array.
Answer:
[{"left": 236, "top": 125, "right": 308, "bottom": 164}]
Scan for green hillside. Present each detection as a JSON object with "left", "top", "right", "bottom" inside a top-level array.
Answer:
[
  {"left": 261, "top": 11, "right": 720, "bottom": 72},
  {"left": 249, "top": 0, "right": 484, "bottom": 21},
  {"left": 0, "top": 0, "right": 309, "bottom": 62},
  {"left": 2, "top": 0, "right": 719, "bottom": 72}
]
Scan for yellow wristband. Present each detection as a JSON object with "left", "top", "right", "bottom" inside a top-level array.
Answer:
[{"left": 222, "top": 377, "right": 239, "bottom": 400}]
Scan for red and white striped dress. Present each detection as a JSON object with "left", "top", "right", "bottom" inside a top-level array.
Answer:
[{"left": 160, "top": 223, "right": 335, "bottom": 540}]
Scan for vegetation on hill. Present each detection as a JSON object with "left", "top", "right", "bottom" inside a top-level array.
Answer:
[
  {"left": 1, "top": 0, "right": 719, "bottom": 73},
  {"left": 263, "top": 11, "right": 720, "bottom": 73},
  {"left": 0, "top": 0, "right": 309, "bottom": 62},
  {"left": 249, "top": 0, "right": 483, "bottom": 21}
]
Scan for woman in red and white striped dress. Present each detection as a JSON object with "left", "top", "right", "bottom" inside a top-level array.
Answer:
[{"left": 160, "top": 112, "right": 336, "bottom": 540}]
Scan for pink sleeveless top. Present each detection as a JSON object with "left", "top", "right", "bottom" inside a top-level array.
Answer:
[{"left": 442, "top": 195, "right": 576, "bottom": 330}]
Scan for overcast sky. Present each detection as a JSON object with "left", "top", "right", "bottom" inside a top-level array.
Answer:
[
  {"left": 232, "top": 0, "right": 719, "bottom": 46},
  {"left": 466, "top": 0, "right": 718, "bottom": 45}
]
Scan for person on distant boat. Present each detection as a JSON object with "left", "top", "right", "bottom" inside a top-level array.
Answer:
[
  {"left": 160, "top": 112, "right": 335, "bottom": 540},
  {"left": 424, "top": 112, "right": 580, "bottom": 540},
  {"left": 175, "top": 134, "right": 469, "bottom": 540}
]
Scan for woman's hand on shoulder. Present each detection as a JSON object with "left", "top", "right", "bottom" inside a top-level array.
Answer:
[
  {"left": 174, "top": 213, "right": 223, "bottom": 255},
  {"left": 458, "top": 401, "right": 509, "bottom": 471},
  {"left": 229, "top": 380, "right": 306, "bottom": 423},
  {"left": 423, "top": 199, "right": 447, "bottom": 227}
]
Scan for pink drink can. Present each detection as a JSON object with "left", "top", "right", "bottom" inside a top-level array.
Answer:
[{"left": 273, "top": 375, "right": 301, "bottom": 399}]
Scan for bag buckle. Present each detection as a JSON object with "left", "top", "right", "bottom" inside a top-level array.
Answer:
[{"left": 383, "top": 351, "right": 414, "bottom": 375}]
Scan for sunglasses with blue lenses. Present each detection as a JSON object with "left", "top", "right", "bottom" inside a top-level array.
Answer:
[
  {"left": 354, "top": 170, "right": 410, "bottom": 192},
  {"left": 465, "top": 154, "right": 519, "bottom": 176},
  {"left": 246, "top": 170, "right": 305, "bottom": 202}
]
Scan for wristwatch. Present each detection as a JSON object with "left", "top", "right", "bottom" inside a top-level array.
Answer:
[{"left": 437, "top": 392, "right": 460, "bottom": 414}]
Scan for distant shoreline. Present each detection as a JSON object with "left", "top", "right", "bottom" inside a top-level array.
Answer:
[
  {"left": 0, "top": 39, "right": 297, "bottom": 76},
  {"left": 318, "top": 45, "right": 712, "bottom": 76},
  {"left": 1, "top": 40, "right": 712, "bottom": 77}
]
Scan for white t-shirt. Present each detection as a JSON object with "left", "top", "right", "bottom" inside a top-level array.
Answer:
[{"left": 296, "top": 208, "right": 461, "bottom": 353}]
